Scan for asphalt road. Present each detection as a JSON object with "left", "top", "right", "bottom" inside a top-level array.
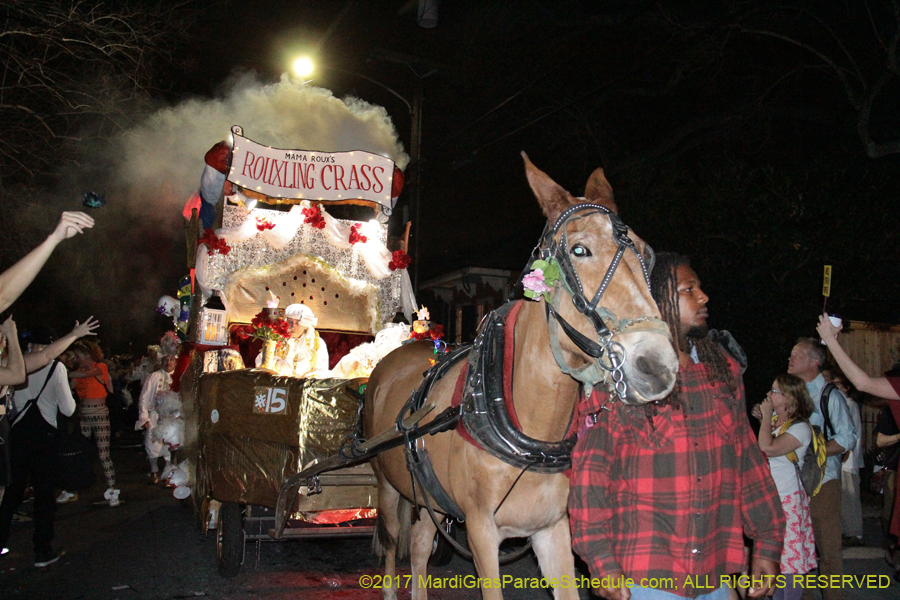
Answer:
[{"left": 0, "top": 432, "right": 897, "bottom": 600}]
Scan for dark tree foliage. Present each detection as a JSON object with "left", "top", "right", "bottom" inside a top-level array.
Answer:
[
  {"left": 398, "top": 0, "right": 900, "bottom": 399},
  {"left": 0, "top": 1, "right": 199, "bottom": 355},
  {"left": 0, "top": 0, "right": 197, "bottom": 185}
]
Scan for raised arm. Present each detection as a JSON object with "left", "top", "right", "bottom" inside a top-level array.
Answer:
[
  {"left": 0, "top": 317, "right": 25, "bottom": 386},
  {"left": 757, "top": 398, "right": 803, "bottom": 457},
  {"left": 24, "top": 317, "right": 99, "bottom": 373},
  {"left": 817, "top": 314, "right": 899, "bottom": 400},
  {"left": 0, "top": 212, "right": 95, "bottom": 313}
]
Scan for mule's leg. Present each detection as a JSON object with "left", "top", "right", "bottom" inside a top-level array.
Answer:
[
  {"left": 374, "top": 482, "right": 403, "bottom": 600},
  {"left": 530, "top": 518, "right": 580, "bottom": 600},
  {"left": 409, "top": 508, "right": 439, "bottom": 600},
  {"left": 465, "top": 514, "right": 505, "bottom": 600}
]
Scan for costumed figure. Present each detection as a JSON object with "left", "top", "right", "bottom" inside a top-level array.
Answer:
[
  {"left": 330, "top": 322, "right": 410, "bottom": 378},
  {"left": 159, "top": 331, "right": 181, "bottom": 358},
  {"left": 136, "top": 355, "right": 177, "bottom": 483},
  {"left": 256, "top": 304, "right": 329, "bottom": 378},
  {"left": 137, "top": 343, "right": 161, "bottom": 388}
]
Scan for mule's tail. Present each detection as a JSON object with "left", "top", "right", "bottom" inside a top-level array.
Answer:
[{"left": 372, "top": 495, "right": 413, "bottom": 561}]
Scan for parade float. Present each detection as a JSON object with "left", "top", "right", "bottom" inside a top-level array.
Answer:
[{"left": 172, "top": 125, "right": 422, "bottom": 577}]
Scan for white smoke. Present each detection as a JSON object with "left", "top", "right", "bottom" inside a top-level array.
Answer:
[
  {"left": 113, "top": 73, "right": 409, "bottom": 213},
  {"left": 24, "top": 73, "right": 410, "bottom": 352}
]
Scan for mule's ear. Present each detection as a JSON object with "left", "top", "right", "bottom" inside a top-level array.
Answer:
[
  {"left": 522, "top": 152, "right": 577, "bottom": 222},
  {"left": 584, "top": 167, "right": 618, "bottom": 214}
]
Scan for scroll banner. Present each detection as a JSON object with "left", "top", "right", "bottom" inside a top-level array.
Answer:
[{"left": 227, "top": 129, "right": 397, "bottom": 209}]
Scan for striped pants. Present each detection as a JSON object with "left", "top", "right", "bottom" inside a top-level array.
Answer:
[{"left": 79, "top": 404, "right": 116, "bottom": 489}]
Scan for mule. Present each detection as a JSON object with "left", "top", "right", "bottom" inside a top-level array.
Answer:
[{"left": 363, "top": 155, "right": 678, "bottom": 600}]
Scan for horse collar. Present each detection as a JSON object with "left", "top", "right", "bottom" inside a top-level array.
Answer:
[{"left": 459, "top": 301, "right": 576, "bottom": 473}]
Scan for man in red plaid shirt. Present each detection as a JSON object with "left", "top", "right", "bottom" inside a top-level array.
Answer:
[{"left": 569, "top": 253, "right": 785, "bottom": 600}]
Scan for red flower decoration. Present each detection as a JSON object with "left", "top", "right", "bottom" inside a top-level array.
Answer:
[
  {"left": 388, "top": 250, "right": 411, "bottom": 271},
  {"left": 302, "top": 204, "right": 326, "bottom": 229},
  {"left": 245, "top": 310, "right": 290, "bottom": 343},
  {"left": 198, "top": 229, "right": 231, "bottom": 256},
  {"left": 255, "top": 216, "right": 276, "bottom": 231},
  {"left": 349, "top": 223, "right": 367, "bottom": 245},
  {"left": 234, "top": 324, "right": 254, "bottom": 341}
]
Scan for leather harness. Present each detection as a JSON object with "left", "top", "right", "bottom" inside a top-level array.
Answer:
[{"left": 396, "top": 203, "right": 669, "bottom": 522}]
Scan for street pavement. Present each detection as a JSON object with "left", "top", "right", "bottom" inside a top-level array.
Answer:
[{"left": 0, "top": 432, "right": 897, "bottom": 599}]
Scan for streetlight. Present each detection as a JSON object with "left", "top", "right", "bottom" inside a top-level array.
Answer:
[{"left": 292, "top": 57, "right": 314, "bottom": 79}]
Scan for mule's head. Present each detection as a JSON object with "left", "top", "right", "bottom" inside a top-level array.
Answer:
[{"left": 522, "top": 153, "right": 677, "bottom": 404}]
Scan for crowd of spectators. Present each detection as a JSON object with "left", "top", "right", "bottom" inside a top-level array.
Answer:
[
  {"left": 570, "top": 250, "right": 899, "bottom": 600},
  {"left": 0, "top": 213, "right": 167, "bottom": 568},
  {"left": 1, "top": 212, "right": 899, "bottom": 597}
]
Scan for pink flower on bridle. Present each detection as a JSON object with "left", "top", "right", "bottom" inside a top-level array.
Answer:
[{"left": 523, "top": 269, "right": 552, "bottom": 294}]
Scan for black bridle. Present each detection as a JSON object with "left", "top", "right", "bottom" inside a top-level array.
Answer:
[{"left": 529, "top": 202, "right": 665, "bottom": 398}]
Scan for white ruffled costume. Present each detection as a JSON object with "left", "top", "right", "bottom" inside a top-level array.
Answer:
[
  {"left": 136, "top": 368, "right": 173, "bottom": 471},
  {"left": 330, "top": 323, "right": 410, "bottom": 378}
]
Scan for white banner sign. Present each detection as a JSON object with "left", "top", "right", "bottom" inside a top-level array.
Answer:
[{"left": 227, "top": 130, "right": 396, "bottom": 208}]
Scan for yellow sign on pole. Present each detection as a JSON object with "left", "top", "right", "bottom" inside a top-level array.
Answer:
[{"left": 823, "top": 265, "right": 832, "bottom": 297}]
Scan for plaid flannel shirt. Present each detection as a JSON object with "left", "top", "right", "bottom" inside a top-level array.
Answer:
[{"left": 569, "top": 348, "right": 784, "bottom": 598}]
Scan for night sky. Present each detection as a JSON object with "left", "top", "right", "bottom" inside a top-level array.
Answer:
[{"left": 5, "top": 0, "right": 900, "bottom": 401}]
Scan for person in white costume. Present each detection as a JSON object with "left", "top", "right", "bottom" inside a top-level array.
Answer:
[
  {"left": 136, "top": 355, "right": 176, "bottom": 483},
  {"left": 330, "top": 322, "right": 410, "bottom": 379},
  {"left": 257, "top": 304, "right": 329, "bottom": 378}
]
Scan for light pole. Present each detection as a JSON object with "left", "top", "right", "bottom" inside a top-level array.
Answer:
[{"left": 293, "top": 54, "right": 437, "bottom": 292}]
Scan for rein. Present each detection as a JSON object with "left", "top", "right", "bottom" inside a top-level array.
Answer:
[{"left": 530, "top": 202, "right": 669, "bottom": 399}]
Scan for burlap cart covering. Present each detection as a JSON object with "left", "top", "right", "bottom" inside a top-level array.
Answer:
[{"left": 197, "top": 369, "right": 368, "bottom": 508}]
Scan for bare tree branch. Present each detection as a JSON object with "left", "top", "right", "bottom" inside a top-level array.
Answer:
[
  {"left": 738, "top": 0, "right": 900, "bottom": 158},
  {"left": 0, "top": 0, "right": 197, "bottom": 184},
  {"left": 737, "top": 26, "right": 863, "bottom": 108}
]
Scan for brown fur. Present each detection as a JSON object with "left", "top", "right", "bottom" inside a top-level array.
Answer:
[
  {"left": 583, "top": 167, "right": 617, "bottom": 213},
  {"left": 363, "top": 159, "right": 677, "bottom": 600},
  {"left": 373, "top": 494, "right": 413, "bottom": 562}
]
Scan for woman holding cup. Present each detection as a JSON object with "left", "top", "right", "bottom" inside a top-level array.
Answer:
[
  {"left": 757, "top": 374, "right": 818, "bottom": 600},
  {"left": 820, "top": 315, "right": 842, "bottom": 344},
  {"left": 817, "top": 313, "right": 900, "bottom": 581}
]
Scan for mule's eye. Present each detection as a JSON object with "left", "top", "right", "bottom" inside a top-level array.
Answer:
[{"left": 571, "top": 244, "right": 592, "bottom": 258}]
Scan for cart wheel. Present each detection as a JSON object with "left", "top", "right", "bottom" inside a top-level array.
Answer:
[
  {"left": 429, "top": 517, "right": 456, "bottom": 566},
  {"left": 217, "top": 502, "right": 245, "bottom": 577}
]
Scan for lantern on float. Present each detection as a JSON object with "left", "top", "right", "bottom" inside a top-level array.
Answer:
[{"left": 197, "top": 291, "right": 228, "bottom": 345}]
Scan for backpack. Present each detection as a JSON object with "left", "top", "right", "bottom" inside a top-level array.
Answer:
[{"left": 780, "top": 419, "right": 827, "bottom": 498}]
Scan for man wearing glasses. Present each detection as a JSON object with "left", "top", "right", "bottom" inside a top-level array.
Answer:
[{"left": 786, "top": 338, "right": 857, "bottom": 600}]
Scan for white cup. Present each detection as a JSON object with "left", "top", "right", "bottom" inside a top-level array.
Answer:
[{"left": 821, "top": 315, "right": 842, "bottom": 344}]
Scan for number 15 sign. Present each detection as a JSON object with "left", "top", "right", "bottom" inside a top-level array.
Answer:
[{"left": 253, "top": 386, "right": 289, "bottom": 415}]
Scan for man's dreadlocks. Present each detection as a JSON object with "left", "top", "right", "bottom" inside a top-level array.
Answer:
[{"left": 648, "top": 252, "right": 737, "bottom": 413}]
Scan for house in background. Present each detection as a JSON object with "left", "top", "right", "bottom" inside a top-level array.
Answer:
[{"left": 417, "top": 267, "right": 519, "bottom": 344}]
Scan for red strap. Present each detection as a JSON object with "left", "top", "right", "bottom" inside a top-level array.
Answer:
[
  {"left": 451, "top": 300, "right": 525, "bottom": 449},
  {"left": 502, "top": 300, "right": 524, "bottom": 430},
  {"left": 450, "top": 361, "right": 476, "bottom": 446}
]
